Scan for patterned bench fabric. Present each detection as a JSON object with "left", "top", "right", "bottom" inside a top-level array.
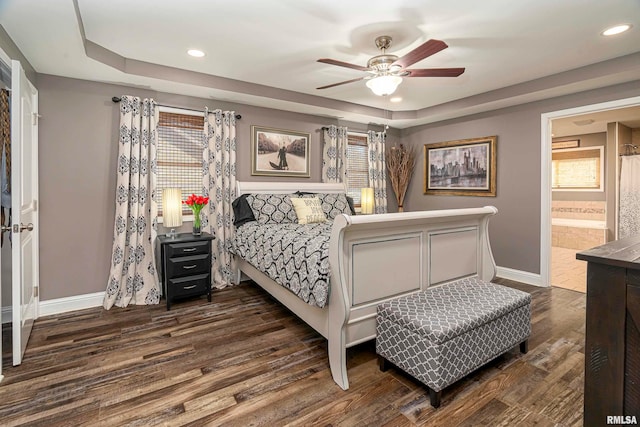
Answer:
[
  {"left": 377, "top": 277, "right": 531, "bottom": 344},
  {"left": 376, "top": 304, "right": 530, "bottom": 391},
  {"left": 376, "top": 278, "right": 531, "bottom": 392}
]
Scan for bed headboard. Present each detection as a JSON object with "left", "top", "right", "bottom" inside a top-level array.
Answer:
[{"left": 236, "top": 181, "right": 346, "bottom": 196}]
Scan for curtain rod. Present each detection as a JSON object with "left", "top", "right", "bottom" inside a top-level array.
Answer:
[
  {"left": 320, "top": 126, "right": 374, "bottom": 133},
  {"left": 111, "top": 97, "right": 241, "bottom": 120}
]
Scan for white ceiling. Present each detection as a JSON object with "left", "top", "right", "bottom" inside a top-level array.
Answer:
[
  {"left": 1, "top": 0, "right": 639, "bottom": 128},
  {"left": 552, "top": 106, "right": 640, "bottom": 138}
]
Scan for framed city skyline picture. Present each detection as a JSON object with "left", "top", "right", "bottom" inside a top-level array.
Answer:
[
  {"left": 251, "top": 126, "right": 310, "bottom": 177},
  {"left": 424, "top": 136, "right": 497, "bottom": 197}
]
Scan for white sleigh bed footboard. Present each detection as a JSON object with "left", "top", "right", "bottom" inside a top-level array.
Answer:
[
  {"left": 233, "top": 181, "right": 497, "bottom": 390},
  {"left": 326, "top": 207, "right": 497, "bottom": 390}
]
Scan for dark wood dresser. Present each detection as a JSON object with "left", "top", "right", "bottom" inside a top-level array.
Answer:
[
  {"left": 577, "top": 236, "right": 640, "bottom": 426},
  {"left": 157, "top": 232, "right": 215, "bottom": 310}
]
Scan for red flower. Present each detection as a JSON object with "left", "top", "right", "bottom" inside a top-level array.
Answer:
[{"left": 182, "top": 194, "right": 209, "bottom": 209}]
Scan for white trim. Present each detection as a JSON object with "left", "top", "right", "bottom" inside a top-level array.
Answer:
[
  {"left": 1, "top": 305, "right": 10, "bottom": 324},
  {"left": 38, "top": 291, "right": 105, "bottom": 317},
  {"left": 540, "top": 96, "right": 640, "bottom": 290},
  {"left": 0, "top": 47, "right": 10, "bottom": 69},
  {"left": 2, "top": 291, "right": 106, "bottom": 323},
  {"left": 496, "top": 266, "right": 544, "bottom": 287}
]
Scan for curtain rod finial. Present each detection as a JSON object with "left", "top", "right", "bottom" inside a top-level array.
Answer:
[{"left": 112, "top": 96, "right": 121, "bottom": 103}]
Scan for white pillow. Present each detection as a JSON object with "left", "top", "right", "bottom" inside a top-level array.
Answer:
[{"left": 290, "top": 197, "right": 327, "bottom": 225}]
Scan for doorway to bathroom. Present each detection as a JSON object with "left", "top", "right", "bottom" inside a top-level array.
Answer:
[{"left": 548, "top": 104, "right": 640, "bottom": 292}]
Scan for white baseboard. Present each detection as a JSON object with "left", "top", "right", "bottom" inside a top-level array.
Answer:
[
  {"left": 2, "top": 291, "right": 105, "bottom": 323},
  {"left": 1, "top": 269, "right": 542, "bottom": 323},
  {"left": 496, "top": 266, "right": 546, "bottom": 287}
]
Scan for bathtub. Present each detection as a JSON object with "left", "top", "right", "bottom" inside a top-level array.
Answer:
[
  {"left": 552, "top": 218, "right": 607, "bottom": 250},
  {"left": 551, "top": 218, "right": 607, "bottom": 229}
]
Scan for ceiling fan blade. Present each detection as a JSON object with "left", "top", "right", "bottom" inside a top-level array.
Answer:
[
  {"left": 317, "top": 58, "right": 369, "bottom": 72},
  {"left": 316, "top": 77, "right": 365, "bottom": 90},
  {"left": 392, "top": 39, "right": 448, "bottom": 69},
  {"left": 405, "top": 68, "right": 466, "bottom": 77}
]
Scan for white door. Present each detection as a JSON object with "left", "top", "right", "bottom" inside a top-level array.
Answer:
[{"left": 11, "top": 60, "right": 38, "bottom": 366}]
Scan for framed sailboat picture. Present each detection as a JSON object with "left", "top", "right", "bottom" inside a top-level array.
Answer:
[{"left": 424, "top": 136, "right": 497, "bottom": 197}]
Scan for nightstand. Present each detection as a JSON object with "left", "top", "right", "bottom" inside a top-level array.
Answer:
[{"left": 157, "top": 232, "right": 214, "bottom": 310}]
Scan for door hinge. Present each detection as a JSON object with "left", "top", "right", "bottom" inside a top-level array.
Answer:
[{"left": 32, "top": 112, "right": 40, "bottom": 126}]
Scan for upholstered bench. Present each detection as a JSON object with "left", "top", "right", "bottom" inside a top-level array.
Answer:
[{"left": 376, "top": 277, "right": 531, "bottom": 408}]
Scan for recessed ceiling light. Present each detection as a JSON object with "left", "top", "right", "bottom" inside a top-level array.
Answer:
[
  {"left": 390, "top": 97, "right": 402, "bottom": 103},
  {"left": 602, "top": 24, "right": 631, "bottom": 36},
  {"left": 187, "top": 49, "right": 205, "bottom": 57}
]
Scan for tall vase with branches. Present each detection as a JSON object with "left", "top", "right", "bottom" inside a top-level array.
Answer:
[{"left": 386, "top": 144, "right": 417, "bottom": 212}]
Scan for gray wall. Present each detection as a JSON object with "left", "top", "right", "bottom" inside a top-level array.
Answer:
[
  {"left": 15, "top": 45, "right": 640, "bottom": 299},
  {"left": 0, "top": 27, "right": 37, "bottom": 306},
  {"left": 400, "top": 80, "right": 640, "bottom": 274},
  {"left": 37, "top": 74, "right": 395, "bottom": 300}
]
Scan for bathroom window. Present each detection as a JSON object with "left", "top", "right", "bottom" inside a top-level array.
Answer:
[{"left": 552, "top": 146, "right": 604, "bottom": 191}]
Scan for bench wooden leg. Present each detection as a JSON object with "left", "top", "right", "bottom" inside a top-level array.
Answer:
[
  {"left": 429, "top": 388, "right": 441, "bottom": 408},
  {"left": 378, "top": 355, "right": 389, "bottom": 372},
  {"left": 520, "top": 339, "right": 528, "bottom": 354}
]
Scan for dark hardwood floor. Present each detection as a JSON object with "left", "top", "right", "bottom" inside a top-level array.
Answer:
[{"left": 0, "top": 279, "right": 585, "bottom": 426}]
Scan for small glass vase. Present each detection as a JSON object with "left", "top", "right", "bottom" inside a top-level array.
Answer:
[{"left": 192, "top": 213, "right": 202, "bottom": 236}]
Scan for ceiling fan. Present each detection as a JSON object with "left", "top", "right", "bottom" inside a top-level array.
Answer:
[{"left": 316, "top": 36, "right": 465, "bottom": 96}]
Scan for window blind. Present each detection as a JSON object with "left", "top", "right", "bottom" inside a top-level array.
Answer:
[
  {"left": 551, "top": 147, "right": 603, "bottom": 190},
  {"left": 346, "top": 133, "right": 368, "bottom": 204},
  {"left": 156, "top": 110, "right": 205, "bottom": 214}
]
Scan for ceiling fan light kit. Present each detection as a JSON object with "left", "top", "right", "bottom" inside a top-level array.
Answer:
[
  {"left": 366, "top": 75, "right": 403, "bottom": 96},
  {"left": 317, "top": 35, "right": 465, "bottom": 96}
]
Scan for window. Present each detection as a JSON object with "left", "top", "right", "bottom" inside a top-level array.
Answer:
[
  {"left": 552, "top": 146, "right": 604, "bottom": 191},
  {"left": 156, "top": 107, "right": 204, "bottom": 215},
  {"left": 346, "top": 132, "right": 369, "bottom": 205}
]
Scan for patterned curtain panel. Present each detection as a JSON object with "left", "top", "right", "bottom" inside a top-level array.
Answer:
[
  {"left": 619, "top": 155, "right": 640, "bottom": 239},
  {"left": 104, "top": 96, "right": 160, "bottom": 309},
  {"left": 367, "top": 130, "right": 388, "bottom": 213},
  {"left": 322, "top": 125, "right": 348, "bottom": 183},
  {"left": 202, "top": 109, "right": 237, "bottom": 288}
]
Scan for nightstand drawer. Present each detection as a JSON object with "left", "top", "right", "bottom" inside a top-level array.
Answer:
[
  {"left": 168, "top": 274, "right": 210, "bottom": 298},
  {"left": 167, "top": 254, "right": 210, "bottom": 277},
  {"left": 166, "top": 240, "right": 210, "bottom": 258}
]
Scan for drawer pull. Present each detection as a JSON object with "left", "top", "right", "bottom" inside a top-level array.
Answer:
[
  {"left": 182, "top": 248, "right": 197, "bottom": 252},
  {"left": 182, "top": 265, "right": 198, "bottom": 270},
  {"left": 183, "top": 285, "right": 197, "bottom": 290}
]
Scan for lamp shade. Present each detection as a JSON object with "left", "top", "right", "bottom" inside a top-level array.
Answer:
[
  {"left": 162, "top": 188, "right": 183, "bottom": 228},
  {"left": 366, "top": 75, "right": 402, "bottom": 96},
  {"left": 361, "top": 187, "right": 375, "bottom": 214}
]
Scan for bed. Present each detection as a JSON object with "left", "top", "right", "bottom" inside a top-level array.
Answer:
[{"left": 232, "top": 181, "right": 498, "bottom": 390}]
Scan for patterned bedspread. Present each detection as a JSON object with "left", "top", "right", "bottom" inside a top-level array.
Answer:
[{"left": 231, "top": 222, "right": 332, "bottom": 308}]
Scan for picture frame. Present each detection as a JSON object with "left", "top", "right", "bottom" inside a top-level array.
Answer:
[
  {"left": 424, "top": 136, "right": 497, "bottom": 197},
  {"left": 251, "top": 126, "right": 310, "bottom": 177}
]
